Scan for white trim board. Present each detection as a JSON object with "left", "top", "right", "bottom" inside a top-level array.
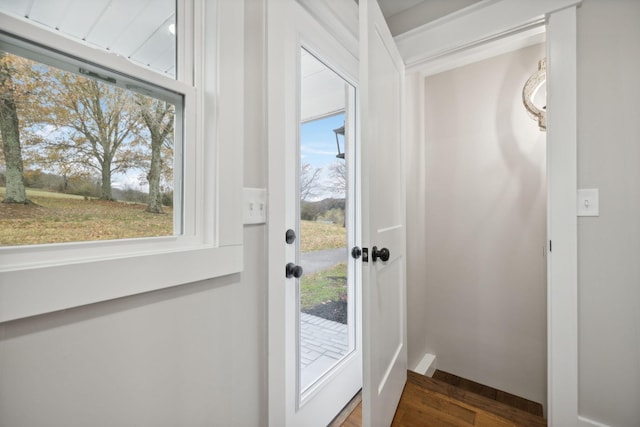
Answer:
[
  {"left": 412, "top": 353, "right": 436, "bottom": 377},
  {"left": 395, "top": 0, "right": 580, "bottom": 72},
  {"left": 578, "top": 416, "right": 611, "bottom": 427},
  {"left": 414, "top": 25, "right": 545, "bottom": 77},
  {"left": 398, "top": 1, "right": 580, "bottom": 425}
]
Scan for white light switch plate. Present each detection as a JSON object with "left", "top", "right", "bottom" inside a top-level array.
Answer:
[
  {"left": 577, "top": 188, "right": 599, "bottom": 217},
  {"left": 243, "top": 187, "right": 267, "bottom": 224}
]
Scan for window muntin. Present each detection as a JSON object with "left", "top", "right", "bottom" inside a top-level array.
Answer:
[{"left": 0, "top": 37, "right": 183, "bottom": 246}]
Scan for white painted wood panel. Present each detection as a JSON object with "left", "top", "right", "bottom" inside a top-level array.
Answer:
[{"left": 360, "top": 0, "right": 408, "bottom": 425}]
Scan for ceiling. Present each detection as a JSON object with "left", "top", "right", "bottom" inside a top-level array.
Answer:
[
  {"left": 377, "top": 0, "right": 426, "bottom": 18},
  {"left": 0, "top": 0, "right": 483, "bottom": 79},
  {"left": 301, "top": 49, "right": 349, "bottom": 123},
  {"left": 0, "top": 0, "right": 176, "bottom": 77},
  {"left": 378, "top": 0, "right": 484, "bottom": 35}
]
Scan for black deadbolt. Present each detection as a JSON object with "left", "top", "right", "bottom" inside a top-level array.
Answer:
[{"left": 285, "top": 229, "right": 296, "bottom": 244}]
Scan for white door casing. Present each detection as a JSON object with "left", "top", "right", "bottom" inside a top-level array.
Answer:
[
  {"left": 360, "top": 1, "right": 408, "bottom": 426},
  {"left": 267, "top": 1, "right": 362, "bottom": 426}
]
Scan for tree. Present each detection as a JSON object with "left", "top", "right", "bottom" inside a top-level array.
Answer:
[
  {"left": 325, "top": 161, "right": 347, "bottom": 227},
  {"left": 326, "top": 160, "right": 346, "bottom": 198},
  {"left": 48, "top": 72, "right": 142, "bottom": 200},
  {"left": 300, "top": 162, "right": 322, "bottom": 201},
  {"left": 136, "top": 96, "right": 174, "bottom": 214},
  {"left": 0, "top": 52, "right": 28, "bottom": 204}
]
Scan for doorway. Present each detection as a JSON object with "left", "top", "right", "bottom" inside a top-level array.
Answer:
[
  {"left": 416, "top": 40, "right": 549, "bottom": 408},
  {"left": 399, "top": 3, "right": 580, "bottom": 423}
]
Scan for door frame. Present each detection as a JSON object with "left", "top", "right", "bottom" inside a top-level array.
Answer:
[
  {"left": 266, "top": 1, "right": 360, "bottom": 425},
  {"left": 396, "top": 0, "right": 580, "bottom": 425}
]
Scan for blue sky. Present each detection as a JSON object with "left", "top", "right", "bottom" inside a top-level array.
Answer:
[
  {"left": 300, "top": 113, "right": 345, "bottom": 200},
  {"left": 300, "top": 113, "right": 345, "bottom": 168}
]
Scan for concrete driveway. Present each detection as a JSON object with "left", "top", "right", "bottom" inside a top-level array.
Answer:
[{"left": 300, "top": 247, "right": 347, "bottom": 275}]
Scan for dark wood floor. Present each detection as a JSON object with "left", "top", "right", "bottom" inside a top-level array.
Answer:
[
  {"left": 432, "top": 370, "right": 543, "bottom": 417},
  {"left": 339, "top": 371, "right": 547, "bottom": 427}
]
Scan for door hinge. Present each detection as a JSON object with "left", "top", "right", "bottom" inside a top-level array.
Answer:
[{"left": 549, "top": 240, "right": 552, "bottom": 252}]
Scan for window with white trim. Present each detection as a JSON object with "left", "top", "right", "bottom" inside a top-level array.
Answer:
[
  {"left": 0, "top": 0, "right": 244, "bottom": 322},
  {"left": 0, "top": 38, "right": 183, "bottom": 244}
]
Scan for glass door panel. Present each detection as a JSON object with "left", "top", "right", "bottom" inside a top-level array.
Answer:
[{"left": 298, "top": 48, "right": 357, "bottom": 396}]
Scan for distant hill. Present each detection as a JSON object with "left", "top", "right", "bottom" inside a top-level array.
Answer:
[{"left": 301, "top": 197, "right": 345, "bottom": 221}]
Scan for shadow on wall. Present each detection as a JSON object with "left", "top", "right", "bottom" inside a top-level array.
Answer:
[{"left": 495, "top": 50, "right": 546, "bottom": 219}]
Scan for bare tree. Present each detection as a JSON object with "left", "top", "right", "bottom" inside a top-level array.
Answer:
[
  {"left": 136, "top": 96, "right": 174, "bottom": 214},
  {"left": 326, "top": 160, "right": 346, "bottom": 198},
  {"left": 0, "top": 52, "right": 28, "bottom": 204},
  {"left": 300, "top": 162, "right": 322, "bottom": 201},
  {"left": 48, "top": 73, "right": 143, "bottom": 200}
]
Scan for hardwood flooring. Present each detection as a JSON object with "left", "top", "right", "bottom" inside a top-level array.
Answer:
[
  {"left": 432, "top": 370, "right": 543, "bottom": 417},
  {"left": 339, "top": 371, "right": 547, "bottom": 427}
]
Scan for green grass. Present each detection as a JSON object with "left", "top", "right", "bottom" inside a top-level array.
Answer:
[
  {"left": 300, "top": 263, "right": 347, "bottom": 309},
  {"left": 0, "top": 188, "right": 346, "bottom": 252},
  {"left": 0, "top": 187, "right": 172, "bottom": 246},
  {"left": 298, "top": 222, "right": 347, "bottom": 308},
  {"left": 300, "top": 220, "right": 346, "bottom": 252}
]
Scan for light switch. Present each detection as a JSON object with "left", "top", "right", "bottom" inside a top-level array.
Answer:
[
  {"left": 577, "top": 188, "right": 599, "bottom": 217},
  {"left": 243, "top": 187, "right": 267, "bottom": 224}
]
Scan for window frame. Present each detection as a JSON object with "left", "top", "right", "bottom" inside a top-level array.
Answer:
[{"left": 0, "top": 0, "right": 244, "bottom": 322}]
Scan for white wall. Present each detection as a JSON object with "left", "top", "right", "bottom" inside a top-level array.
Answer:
[
  {"left": 407, "top": 43, "right": 548, "bottom": 405},
  {"left": 577, "top": 1, "right": 640, "bottom": 425},
  {"left": 0, "top": 1, "right": 268, "bottom": 426}
]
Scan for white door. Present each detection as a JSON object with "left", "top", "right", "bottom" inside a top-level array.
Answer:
[
  {"left": 267, "top": 1, "right": 362, "bottom": 426},
  {"left": 360, "top": 0, "right": 408, "bottom": 426}
]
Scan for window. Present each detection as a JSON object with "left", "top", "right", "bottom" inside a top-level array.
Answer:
[
  {"left": 0, "top": 41, "right": 182, "bottom": 245},
  {"left": 0, "top": 0, "right": 244, "bottom": 322}
]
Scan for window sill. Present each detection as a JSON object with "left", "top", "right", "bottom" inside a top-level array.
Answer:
[{"left": 0, "top": 244, "right": 242, "bottom": 322}]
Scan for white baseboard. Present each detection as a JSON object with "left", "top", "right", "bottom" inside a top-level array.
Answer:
[
  {"left": 578, "top": 415, "right": 611, "bottom": 427},
  {"left": 412, "top": 353, "right": 436, "bottom": 377}
]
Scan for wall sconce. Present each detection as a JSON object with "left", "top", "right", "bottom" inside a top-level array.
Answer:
[
  {"left": 333, "top": 124, "right": 345, "bottom": 159},
  {"left": 523, "top": 58, "right": 547, "bottom": 131}
]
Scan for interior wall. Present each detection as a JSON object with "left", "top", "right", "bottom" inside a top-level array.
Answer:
[
  {"left": 405, "top": 71, "right": 429, "bottom": 374},
  {"left": 577, "top": 1, "right": 640, "bottom": 425},
  {"left": 0, "top": 1, "right": 268, "bottom": 426},
  {"left": 408, "top": 43, "right": 547, "bottom": 405}
]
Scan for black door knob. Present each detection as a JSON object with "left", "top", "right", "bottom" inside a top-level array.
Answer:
[
  {"left": 285, "top": 263, "right": 303, "bottom": 278},
  {"left": 371, "top": 246, "right": 390, "bottom": 262},
  {"left": 351, "top": 246, "right": 362, "bottom": 259}
]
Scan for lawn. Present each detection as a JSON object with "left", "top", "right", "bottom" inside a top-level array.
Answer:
[
  {"left": 1, "top": 189, "right": 345, "bottom": 249},
  {"left": 300, "top": 262, "right": 347, "bottom": 310},
  {"left": 300, "top": 220, "right": 346, "bottom": 252},
  {"left": 0, "top": 188, "right": 173, "bottom": 246}
]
